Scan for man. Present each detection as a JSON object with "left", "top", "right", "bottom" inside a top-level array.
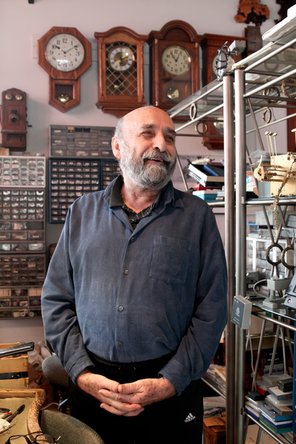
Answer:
[{"left": 41, "top": 106, "right": 227, "bottom": 444}]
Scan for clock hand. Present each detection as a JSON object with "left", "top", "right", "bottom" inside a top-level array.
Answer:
[
  {"left": 170, "top": 51, "right": 180, "bottom": 63},
  {"left": 64, "top": 45, "right": 78, "bottom": 54}
]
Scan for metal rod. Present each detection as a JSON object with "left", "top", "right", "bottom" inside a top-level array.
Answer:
[
  {"left": 234, "top": 67, "right": 247, "bottom": 444},
  {"left": 223, "top": 74, "right": 236, "bottom": 444},
  {"left": 244, "top": 68, "right": 296, "bottom": 98}
]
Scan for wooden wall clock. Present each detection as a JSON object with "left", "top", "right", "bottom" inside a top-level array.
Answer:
[
  {"left": 38, "top": 26, "right": 92, "bottom": 112},
  {"left": 148, "top": 20, "right": 200, "bottom": 112},
  {"left": 200, "top": 33, "right": 245, "bottom": 150},
  {"left": 94, "top": 27, "right": 147, "bottom": 118}
]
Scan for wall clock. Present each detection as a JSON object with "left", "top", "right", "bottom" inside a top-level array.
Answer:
[
  {"left": 200, "top": 33, "right": 245, "bottom": 150},
  {"left": 0, "top": 88, "right": 27, "bottom": 150},
  {"left": 94, "top": 27, "right": 147, "bottom": 118},
  {"left": 148, "top": 20, "right": 201, "bottom": 112},
  {"left": 38, "top": 26, "right": 92, "bottom": 112}
]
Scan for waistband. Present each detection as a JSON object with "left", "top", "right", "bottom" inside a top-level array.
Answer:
[{"left": 88, "top": 351, "right": 174, "bottom": 382}]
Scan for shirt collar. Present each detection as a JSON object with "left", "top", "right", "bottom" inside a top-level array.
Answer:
[{"left": 105, "top": 175, "right": 177, "bottom": 210}]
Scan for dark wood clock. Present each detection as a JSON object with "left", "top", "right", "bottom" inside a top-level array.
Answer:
[
  {"left": 38, "top": 26, "right": 92, "bottom": 112},
  {"left": 148, "top": 20, "right": 201, "bottom": 112},
  {"left": 200, "top": 33, "right": 245, "bottom": 149},
  {"left": 94, "top": 27, "right": 147, "bottom": 118}
]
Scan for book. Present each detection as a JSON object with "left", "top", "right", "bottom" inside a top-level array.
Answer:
[
  {"left": 260, "top": 402, "right": 293, "bottom": 422},
  {"left": 265, "top": 394, "right": 292, "bottom": 408},
  {"left": 259, "top": 414, "right": 293, "bottom": 434},
  {"left": 265, "top": 396, "right": 294, "bottom": 416},
  {"left": 202, "top": 164, "right": 224, "bottom": 177},
  {"left": 268, "top": 386, "right": 293, "bottom": 401},
  {"left": 192, "top": 190, "right": 218, "bottom": 202},
  {"left": 187, "top": 163, "right": 224, "bottom": 185}
]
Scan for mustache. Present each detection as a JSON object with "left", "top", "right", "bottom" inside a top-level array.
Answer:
[{"left": 142, "top": 150, "right": 174, "bottom": 164}]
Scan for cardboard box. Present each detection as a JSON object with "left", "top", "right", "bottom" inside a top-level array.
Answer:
[
  {"left": 0, "top": 343, "right": 29, "bottom": 388},
  {"left": 203, "top": 417, "right": 226, "bottom": 444}
]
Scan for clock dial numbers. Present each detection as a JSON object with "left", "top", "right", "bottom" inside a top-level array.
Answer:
[
  {"left": 108, "top": 46, "right": 135, "bottom": 72},
  {"left": 162, "top": 46, "right": 191, "bottom": 76},
  {"left": 106, "top": 42, "right": 137, "bottom": 96},
  {"left": 45, "top": 34, "right": 85, "bottom": 72}
]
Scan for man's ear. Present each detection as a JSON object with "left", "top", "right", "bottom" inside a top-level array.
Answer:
[{"left": 111, "top": 136, "right": 121, "bottom": 160}]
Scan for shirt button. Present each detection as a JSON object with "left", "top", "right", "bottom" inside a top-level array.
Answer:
[
  {"left": 118, "top": 305, "right": 124, "bottom": 312},
  {"left": 123, "top": 269, "right": 129, "bottom": 275},
  {"left": 117, "top": 340, "right": 123, "bottom": 347}
]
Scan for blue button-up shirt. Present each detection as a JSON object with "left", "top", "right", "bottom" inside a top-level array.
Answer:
[{"left": 41, "top": 177, "right": 227, "bottom": 394}]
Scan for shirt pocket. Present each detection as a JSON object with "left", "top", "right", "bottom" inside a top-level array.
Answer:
[{"left": 149, "top": 235, "right": 191, "bottom": 284}]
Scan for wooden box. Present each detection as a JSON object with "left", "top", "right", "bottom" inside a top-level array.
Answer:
[
  {"left": 0, "top": 343, "right": 29, "bottom": 388},
  {"left": 203, "top": 417, "right": 226, "bottom": 444},
  {"left": 0, "top": 388, "right": 45, "bottom": 439}
]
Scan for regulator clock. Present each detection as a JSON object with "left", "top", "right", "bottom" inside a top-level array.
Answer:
[
  {"left": 148, "top": 20, "right": 201, "bottom": 111},
  {"left": 94, "top": 27, "right": 147, "bottom": 117},
  {"left": 38, "top": 26, "right": 92, "bottom": 112}
]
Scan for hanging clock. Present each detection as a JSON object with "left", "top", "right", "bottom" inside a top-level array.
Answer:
[
  {"left": 94, "top": 27, "right": 147, "bottom": 118},
  {"left": 38, "top": 26, "right": 92, "bottom": 112},
  {"left": 148, "top": 20, "right": 201, "bottom": 112}
]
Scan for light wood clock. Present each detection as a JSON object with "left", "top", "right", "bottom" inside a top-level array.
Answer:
[
  {"left": 148, "top": 20, "right": 201, "bottom": 112},
  {"left": 94, "top": 27, "right": 147, "bottom": 117},
  {"left": 200, "top": 33, "right": 245, "bottom": 150},
  {"left": 38, "top": 26, "right": 92, "bottom": 112}
]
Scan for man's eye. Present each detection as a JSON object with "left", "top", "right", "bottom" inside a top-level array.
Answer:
[
  {"left": 165, "top": 135, "right": 175, "bottom": 144},
  {"left": 142, "top": 131, "right": 154, "bottom": 137}
]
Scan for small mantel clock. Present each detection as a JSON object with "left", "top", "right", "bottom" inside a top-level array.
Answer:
[
  {"left": 94, "top": 27, "right": 147, "bottom": 118},
  {"left": 38, "top": 27, "right": 92, "bottom": 112},
  {"left": 148, "top": 20, "right": 201, "bottom": 112}
]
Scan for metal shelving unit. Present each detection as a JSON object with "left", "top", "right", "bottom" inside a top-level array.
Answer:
[{"left": 168, "top": 15, "right": 296, "bottom": 444}]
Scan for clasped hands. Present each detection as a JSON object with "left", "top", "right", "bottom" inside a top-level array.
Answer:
[{"left": 76, "top": 371, "right": 176, "bottom": 417}]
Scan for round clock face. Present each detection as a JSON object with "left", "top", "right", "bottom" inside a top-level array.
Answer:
[
  {"left": 108, "top": 46, "right": 135, "bottom": 72},
  {"left": 161, "top": 45, "right": 191, "bottom": 76},
  {"left": 45, "top": 33, "right": 85, "bottom": 72}
]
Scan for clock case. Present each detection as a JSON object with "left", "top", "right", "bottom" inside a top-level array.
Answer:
[
  {"left": 148, "top": 20, "right": 201, "bottom": 112},
  {"left": 38, "top": 26, "right": 92, "bottom": 112},
  {"left": 94, "top": 27, "right": 147, "bottom": 118}
]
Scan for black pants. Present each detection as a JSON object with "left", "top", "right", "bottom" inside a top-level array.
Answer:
[{"left": 69, "top": 353, "right": 203, "bottom": 444}]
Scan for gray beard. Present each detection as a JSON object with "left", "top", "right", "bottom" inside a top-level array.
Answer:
[{"left": 119, "top": 149, "right": 176, "bottom": 191}]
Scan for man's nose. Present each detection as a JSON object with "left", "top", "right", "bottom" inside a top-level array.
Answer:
[{"left": 153, "top": 134, "right": 167, "bottom": 151}]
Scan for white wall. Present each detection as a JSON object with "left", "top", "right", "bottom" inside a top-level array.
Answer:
[{"left": 0, "top": 0, "right": 280, "bottom": 342}]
